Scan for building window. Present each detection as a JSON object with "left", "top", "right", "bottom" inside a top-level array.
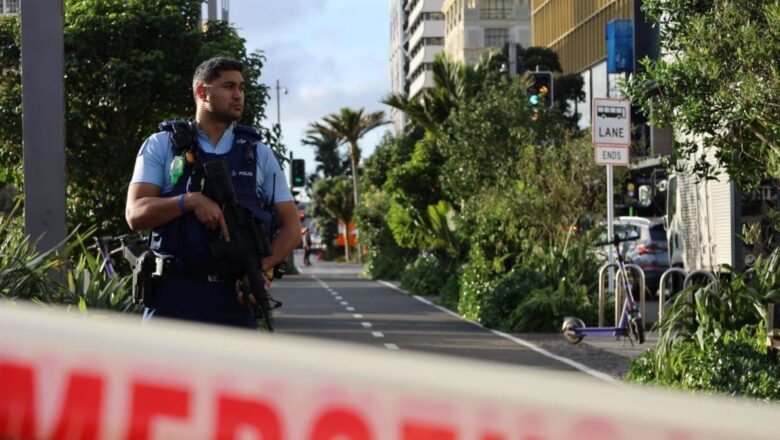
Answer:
[
  {"left": 1, "top": 0, "right": 20, "bottom": 14},
  {"left": 484, "top": 28, "right": 509, "bottom": 48},
  {"left": 409, "top": 11, "right": 445, "bottom": 36},
  {"left": 481, "top": 0, "right": 511, "bottom": 18}
]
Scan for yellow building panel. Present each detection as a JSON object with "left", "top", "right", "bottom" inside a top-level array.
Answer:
[{"left": 532, "top": 0, "right": 633, "bottom": 73}]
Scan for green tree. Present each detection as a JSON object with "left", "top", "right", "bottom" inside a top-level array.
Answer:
[
  {"left": 357, "top": 132, "right": 419, "bottom": 278},
  {"left": 312, "top": 176, "right": 355, "bottom": 262},
  {"left": 0, "top": 0, "right": 282, "bottom": 236},
  {"left": 301, "top": 132, "right": 349, "bottom": 178},
  {"left": 383, "top": 51, "right": 504, "bottom": 138},
  {"left": 307, "top": 107, "right": 386, "bottom": 206},
  {"left": 624, "top": 0, "right": 780, "bottom": 187}
]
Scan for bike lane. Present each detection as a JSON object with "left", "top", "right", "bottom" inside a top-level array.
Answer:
[{"left": 272, "top": 262, "right": 613, "bottom": 382}]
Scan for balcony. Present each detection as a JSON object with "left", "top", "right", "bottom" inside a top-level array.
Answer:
[
  {"left": 409, "top": 20, "right": 445, "bottom": 51},
  {"left": 480, "top": 8, "right": 512, "bottom": 19}
]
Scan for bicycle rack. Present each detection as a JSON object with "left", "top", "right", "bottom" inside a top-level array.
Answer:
[
  {"left": 616, "top": 264, "right": 646, "bottom": 327},
  {"left": 598, "top": 263, "right": 619, "bottom": 327},
  {"left": 597, "top": 263, "right": 646, "bottom": 327},
  {"left": 683, "top": 270, "right": 719, "bottom": 290},
  {"left": 657, "top": 268, "right": 687, "bottom": 321}
]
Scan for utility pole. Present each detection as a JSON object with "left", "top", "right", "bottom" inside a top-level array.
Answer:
[
  {"left": 21, "top": 0, "right": 67, "bottom": 253},
  {"left": 275, "top": 79, "right": 288, "bottom": 126}
]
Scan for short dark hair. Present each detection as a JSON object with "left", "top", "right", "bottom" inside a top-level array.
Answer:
[{"left": 192, "top": 56, "right": 243, "bottom": 92}]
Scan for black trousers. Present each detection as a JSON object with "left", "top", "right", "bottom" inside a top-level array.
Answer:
[{"left": 148, "top": 276, "right": 256, "bottom": 329}]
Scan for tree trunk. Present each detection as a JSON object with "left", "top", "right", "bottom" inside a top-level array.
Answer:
[
  {"left": 348, "top": 143, "right": 360, "bottom": 206},
  {"left": 342, "top": 221, "right": 351, "bottom": 262},
  {"left": 348, "top": 143, "right": 362, "bottom": 264}
]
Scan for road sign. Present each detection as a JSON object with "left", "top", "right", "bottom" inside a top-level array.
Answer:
[
  {"left": 593, "top": 97, "right": 631, "bottom": 147},
  {"left": 595, "top": 145, "right": 630, "bottom": 166}
]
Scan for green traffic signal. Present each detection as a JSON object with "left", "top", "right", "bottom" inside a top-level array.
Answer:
[
  {"left": 291, "top": 159, "right": 305, "bottom": 187},
  {"left": 526, "top": 71, "right": 554, "bottom": 109}
]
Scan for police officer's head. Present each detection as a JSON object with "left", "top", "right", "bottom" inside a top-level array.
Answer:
[{"left": 192, "top": 57, "right": 245, "bottom": 123}]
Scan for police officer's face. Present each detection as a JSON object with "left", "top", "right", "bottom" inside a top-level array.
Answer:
[{"left": 202, "top": 70, "right": 245, "bottom": 122}]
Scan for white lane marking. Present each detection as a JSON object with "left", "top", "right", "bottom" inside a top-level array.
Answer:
[
  {"left": 331, "top": 292, "right": 338, "bottom": 296},
  {"left": 353, "top": 314, "right": 363, "bottom": 319},
  {"left": 371, "top": 331, "right": 384, "bottom": 338},
  {"left": 335, "top": 296, "right": 343, "bottom": 300},
  {"left": 377, "top": 280, "right": 621, "bottom": 385},
  {"left": 346, "top": 307, "right": 355, "bottom": 312},
  {"left": 384, "top": 343, "right": 399, "bottom": 350},
  {"left": 361, "top": 322, "right": 373, "bottom": 329},
  {"left": 340, "top": 301, "right": 349, "bottom": 306}
]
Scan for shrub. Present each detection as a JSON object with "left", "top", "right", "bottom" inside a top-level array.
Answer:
[
  {"left": 401, "top": 253, "right": 454, "bottom": 298},
  {"left": 363, "top": 245, "right": 410, "bottom": 280},
  {"left": 440, "top": 273, "right": 461, "bottom": 310},
  {"left": 357, "top": 190, "right": 415, "bottom": 280},
  {"left": 458, "top": 246, "right": 501, "bottom": 321},
  {"left": 627, "top": 327, "right": 780, "bottom": 401},
  {"left": 626, "top": 248, "right": 780, "bottom": 401},
  {"left": 0, "top": 204, "right": 136, "bottom": 312},
  {"left": 506, "top": 280, "right": 597, "bottom": 332},
  {"left": 459, "top": 231, "right": 600, "bottom": 331},
  {"left": 476, "top": 264, "right": 544, "bottom": 329}
]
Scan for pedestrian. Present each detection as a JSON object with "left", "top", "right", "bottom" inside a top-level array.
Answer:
[
  {"left": 302, "top": 227, "right": 312, "bottom": 266},
  {"left": 125, "top": 57, "right": 301, "bottom": 328}
]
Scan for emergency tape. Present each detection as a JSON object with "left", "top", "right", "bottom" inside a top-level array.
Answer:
[{"left": 0, "top": 302, "right": 778, "bottom": 439}]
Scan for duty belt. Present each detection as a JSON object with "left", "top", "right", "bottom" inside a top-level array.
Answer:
[{"left": 154, "top": 253, "right": 229, "bottom": 283}]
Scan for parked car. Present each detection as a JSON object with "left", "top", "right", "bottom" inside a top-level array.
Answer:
[{"left": 598, "top": 216, "right": 670, "bottom": 297}]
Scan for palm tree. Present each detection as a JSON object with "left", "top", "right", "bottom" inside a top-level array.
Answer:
[
  {"left": 312, "top": 177, "right": 355, "bottom": 262},
  {"left": 307, "top": 107, "right": 387, "bottom": 207},
  {"left": 383, "top": 51, "right": 504, "bottom": 138},
  {"left": 301, "top": 132, "right": 350, "bottom": 178}
]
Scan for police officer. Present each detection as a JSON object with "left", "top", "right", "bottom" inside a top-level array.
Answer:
[{"left": 125, "top": 57, "right": 301, "bottom": 328}]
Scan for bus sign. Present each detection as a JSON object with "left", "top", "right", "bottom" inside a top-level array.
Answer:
[{"left": 593, "top": 97, "right": 631, "bottom": 147}]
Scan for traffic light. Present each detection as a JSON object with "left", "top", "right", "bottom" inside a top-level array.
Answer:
[
  {"left": 527, "top": 71, "right": 553, "bottom": 109},
  {"left": 291, "top": 159, "right": 305, "bottom": 187}
]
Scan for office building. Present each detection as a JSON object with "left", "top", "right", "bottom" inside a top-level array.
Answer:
[
  {"left": 389, "top": 0, "right": 409, "bottom": 133},
  {"left": 442, "top": 0, "right": 531, "bottom": 65},
  {"left": 0, "top": 0, "right": 19, "bottom": 16},
  {"left": 389, "top": 0, "right": 446, "bottom": 132},
  {"left": 531, "top": 1, "right": 660, "bottom": 142},
  {"left": 389, "top": 0, "right": 532, "bottom": 132},
  {"left": 532, "top": 0, "right": 669, "bottom": 216}
]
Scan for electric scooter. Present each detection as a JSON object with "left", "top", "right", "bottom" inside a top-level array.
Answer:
[{"left": 562, "top": 234, "right": 645, "bottom": 344}]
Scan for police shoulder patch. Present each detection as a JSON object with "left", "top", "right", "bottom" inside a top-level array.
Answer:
[{"left": 233, "top": 124, "right": 263, "bottom": 143}]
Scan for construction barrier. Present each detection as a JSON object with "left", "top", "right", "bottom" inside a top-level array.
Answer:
[{"left": 0, "top": 302, "right": 778, "bottom": 439}]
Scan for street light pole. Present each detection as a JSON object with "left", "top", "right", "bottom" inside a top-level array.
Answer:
[
  {"left": 275, "top": 79, "right": 288, "bottom": 127},
  {"left": 274, "top": 79, "right": 296, "bottom": 271}
]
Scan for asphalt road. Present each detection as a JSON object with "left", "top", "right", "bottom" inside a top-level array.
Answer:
[{"left": 270, "top": 257, "right": 601, "bottom": 378}]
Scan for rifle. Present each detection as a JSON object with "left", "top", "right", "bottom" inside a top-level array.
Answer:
[
  {"left": 119, "top": 234, "right": 158, "bottom": 307},
  {"left": 196, "top": 159, "right": 276, "bottom": 331}
]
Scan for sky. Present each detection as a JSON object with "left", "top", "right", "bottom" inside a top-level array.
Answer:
[{"left": 222, "top": 0, "right": 392, "bottom": 177}]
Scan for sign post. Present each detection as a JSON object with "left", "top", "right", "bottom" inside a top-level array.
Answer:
[{"left": 593, "top": 98, "right": 631, "bottom": 295}]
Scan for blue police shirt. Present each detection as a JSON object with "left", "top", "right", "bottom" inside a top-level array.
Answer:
[{"left": 130, "top": 123, "right": 294, "bottom": 205}]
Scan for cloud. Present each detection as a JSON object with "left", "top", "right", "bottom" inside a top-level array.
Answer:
[
  {"left": 225, "top": 0, "right": 393, "bottom": 172},
  {"left": 257, "top": 41, "right": 341, "bottom": 89},
  {"left": 229, "top": 0, "right": 328, "bottom": 35}
]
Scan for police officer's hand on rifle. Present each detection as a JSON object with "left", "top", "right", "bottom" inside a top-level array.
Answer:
[
  {"left": 234, "top": 273, "right": 270, "bottom": 306},
  {"left": 184, "top": 192, "right": 230, "bottom": 242}
]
